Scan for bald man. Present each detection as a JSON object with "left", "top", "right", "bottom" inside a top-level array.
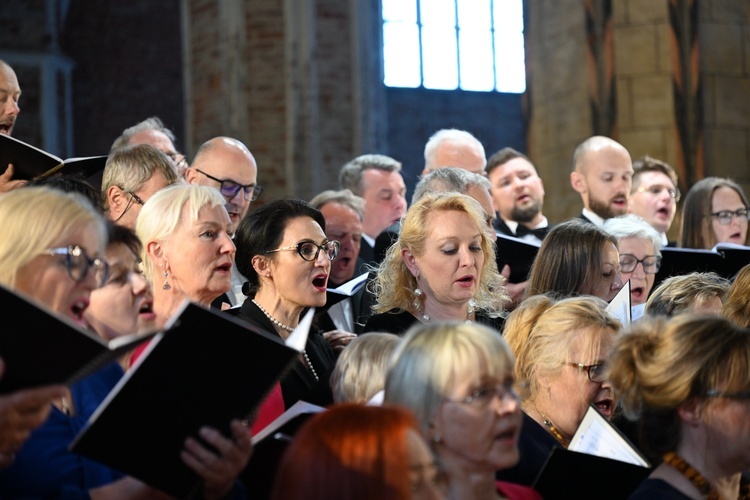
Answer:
[
  {"left": 422, "top": 128, "right": 487, "bottom": 176},
  {"left": 570, "top": 136, "right": 634, "bottom": 227},
  {"left": 0, "top": 60, "right": 24, "bottom": 192}
]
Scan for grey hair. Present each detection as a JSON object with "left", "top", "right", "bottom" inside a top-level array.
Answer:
[
  {"left": 603, "top": 214, "right": 663, "bottom": 256},
  {"left": 338, "top": 154, "right": 402, "bottom": 197},
  {"left": 412, "top": 167, "right": 491, "bottom": 205},
  {"left": 424, "top": 128, "right": 485, "bottom": 172},
  {"left": 309, "top": 189, "right": 365, "bottom": 220},
  {"left": 110, "top": 116, "right": 176, "bottom": 152}
]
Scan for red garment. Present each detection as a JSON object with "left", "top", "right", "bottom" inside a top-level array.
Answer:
[
  {"left": 129, "top": 340, "right": 285, "bottom": 435},
  {"left": 497, "top": 480, "right": 543, "bottom": 500}
]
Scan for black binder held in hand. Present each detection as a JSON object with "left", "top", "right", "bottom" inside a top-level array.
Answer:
[
  {"left": 0, "top": 284, "right": 157, "bottom": 394},
  {"left": 495, "top": 233, "right": 540, "bottom": 284},
  {"left": 70, "top": 302, "right": 313, "bottom": 498},
  {"left": 0, "top": 133, "right": 107, "bottom": 180}
]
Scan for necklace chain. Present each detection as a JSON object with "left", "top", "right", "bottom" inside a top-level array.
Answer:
[{"left": 251, "top": 299, "right": 319, "bottom": 382}]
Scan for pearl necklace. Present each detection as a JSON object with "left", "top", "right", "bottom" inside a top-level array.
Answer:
[{"left": 251, "top": 299, "right": 319, "bottom": 382}]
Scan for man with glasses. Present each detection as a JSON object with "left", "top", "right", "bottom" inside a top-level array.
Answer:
[
  {"left": 110, "top": 117, "right": 188, "bottom": 177},
  {"left": 627, "top": 156, "right": 680, "bottom": 246},
  {"left": 186, "top": 136, "right": 260, "bottom": 308},
  {"left": 102, "top": 144, "right": 180, "bottom": 230}
]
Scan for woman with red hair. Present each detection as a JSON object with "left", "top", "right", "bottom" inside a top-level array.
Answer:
[{"left": 271, "top": 404, "right": 443, "bottom": 500}]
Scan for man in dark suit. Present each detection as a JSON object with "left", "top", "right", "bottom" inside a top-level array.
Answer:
[
  {"left": 487, "top": 147, "right": 551, "bottom": 245},
  {"left": 570, "top": 136, "right": 634, "bottom": 227},
  {"left": 338, "top": 154, "right": 407, "bottom": 267}
]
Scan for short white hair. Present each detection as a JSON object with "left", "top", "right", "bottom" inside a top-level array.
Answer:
[
  {"left": 424, "top": 129, "right": 485, "bottom": 171},
  {"left": 603, "top": 214, "right": 663, "bottom": 256}
]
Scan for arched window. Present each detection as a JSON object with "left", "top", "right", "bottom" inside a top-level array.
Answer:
[{"left": 382, "top": 0, "right": 526, "bottom": 93}]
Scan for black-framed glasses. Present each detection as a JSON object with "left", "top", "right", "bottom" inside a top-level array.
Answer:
[
  {"left": 636, "top": 184, "right": 681, "bottom": 203},
  {"left": 619, "top": 254, "right": 662, "bottom": 274},
  {"left": 447, "top": 381, "right": 520, "bottom": 409},
  {"left": 45, "top": 245, "right": 110, "bottom": 288},
  {"left": 705, "top": 389, "right": 750, "bottom": 401},
  {"left": 127, "top": 191, "right": 145, "bottom": 206},
  {"left": 194, "top": 168, "right": 263, "bottom": 202},
  {"left": 567, "top": 362, "right": 606, "bottom": 383},
  {"left": 265, "top": 240, "right": 340, "bottom": 262},
  {"left": 710, "top": 208, "right": 750, "bottom": 226}
]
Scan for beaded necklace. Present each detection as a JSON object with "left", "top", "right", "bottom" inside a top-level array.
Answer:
[
  {"left": 535, "top": 405, "right": 569, "bottom": 447},
  {"left": 251, "top": 299, "right": 319, "bottom": 382},
  {"left": 662, "top": 452, "right": 750, "bottom": 500}
]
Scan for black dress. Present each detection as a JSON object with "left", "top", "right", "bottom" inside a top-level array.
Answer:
[
  {"left": 236, "top": 300, "right": 335, "bottom": 408},
  {"left": 363, "top": 308, "right": 505, "bottom": 336},
  {"left": 628, "top": 479, "right": 692, "bottom": 499}
]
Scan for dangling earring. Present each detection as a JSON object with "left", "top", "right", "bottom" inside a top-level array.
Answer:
[
  {"left": 412, "top": 287, "right": 423, "bottom": 310},
  {"left": 162, "top": 270, "right": 171, "bottom": 291}
]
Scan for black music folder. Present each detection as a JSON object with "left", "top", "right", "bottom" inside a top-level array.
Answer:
[
  {"left": 70, "top": 303, "right": 313, "bottom": 498},
  {"left": 0, "top": 133, "right": 106, "bottom": 180},
  {"left": 495, "top": 233, "right": 540, "bottom": 283},
  {"left": 654, "top": 244, "right": 750, "bottom": 288},
  {"left": 0, "top": 284, "right": 156, "bottom": 394}
]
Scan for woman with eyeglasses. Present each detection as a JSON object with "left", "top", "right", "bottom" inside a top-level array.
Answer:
[
  {"left": 234, "top": 198, "right": 338, "bottom": 408},
  {"left": 0, "top": 187, "right": 251, "bottom": 498},
  {"left": 499, "top": 294, "right": 621, "bottom": 486},
  {"left": 364, "top": 192, "right": 507, "bottom": 335},
  {"left": 603, "top": 214, "right": 664, "bottom": 307},
  {"left": 384, "top": 322, "right": 540, "bottom": 499},
  {"left": 608, "top": 314, "right": 750, "bottom": 499},
  {"left": 680, "top": 176, "right": 750, "bottom": 249}
]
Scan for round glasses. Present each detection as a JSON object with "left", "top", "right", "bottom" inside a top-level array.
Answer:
[
  {"left": 265, "top": 240, "right": 340, "bottom": 262},
  {"left": 45, "top": 245, "right": 110, "bottom": 288},
  {"left": 619, "top": 254, "right": 662, "bottom": 274},
  {"left": 195, "top": 168, "right": 263, "bottom": 202},
  {"left": 710, "top": 208, "right": 750, "bottom": 226},
  {"left": 567, "top": 362, "right": 606, "bottom": 383}
]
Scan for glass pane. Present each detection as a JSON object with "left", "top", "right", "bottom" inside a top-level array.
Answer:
[
  {"left": 383, "top": 0, "right": 417, "bottom": 23},
  {"left": 420, "top": 0, "right": 456, "bottom": 27},
  {"left": 457, "top": 0, "right": 490, "bottom": 29},
  {"left": 493, "top": 0, "right": 523, "bottom": 32},
  {"left": 494, "top": 30, "right": 526, "bottom": 93},
  {"left": 422, "top": 26, "right": 458, "bottom": 89},
  {"left": 383, "top": 22, "right": 422, "bottom": 87},
  {"left": 459, "top": 30, "right": 494, "bottom": 91}
]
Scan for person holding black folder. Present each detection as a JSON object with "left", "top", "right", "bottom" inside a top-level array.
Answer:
[
  {"left": 501, "top": 295, "right": 621, "bottom": 486},
  {"left": 234, "top": 199, "right": 338, "bottom": 408},
  {"left": 608, "top": 315, "right": 750, "bottom": 499},
  {"left": 0, "top": 186, "right": 251, "bottom": 497}
]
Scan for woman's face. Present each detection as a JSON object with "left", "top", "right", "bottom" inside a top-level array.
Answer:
[
  {"left": 85, "top": 243, "right": 156, "bottom": 340},
  {"left": 161, "top": 204, "right": 235, "bottom": 304},
  {"left": 703, "top": 395, "right": 750, "bottom": 475},
  {"left": 709, "top": 186, "right": 748, "bottom": 246},
  {"left": 15, "top": 223, "right": 105, "bottom": 328},
  {"left": 540, "top": 328, "right": 616, "bottom": 438},
  {"left": 406, "top": 429, "right": 444, "bottom": 500},
  {"left": 586, "top": 242, "right": 623, "bottom": 302},
  {"left": 404, "top": 210, "right": 485, "bottom": 312},
  {"left": 267, "top": 216, "right": 331, "bottom": 308},
  {"left": 434, "top": 367, "right": 522, "bottom": 472},
  {"left": 617, "top": 237, "right": 656, "bottom": 305}
]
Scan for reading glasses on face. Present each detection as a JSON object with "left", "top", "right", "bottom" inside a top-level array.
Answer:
[
  {"left": 567, "top": 363, "right": 606, "bottom": 383},
  {"left": 448, "top": 382, "right": 520, "bottom": 409},
  {"left": 618, "top": 254, "right": 662, "bottom": 274},
  {"left": 45, "top": 245, "right": 110, "bottom": 288},
  {"left": 710, "top": 208, "right": 750, "bottom": 226},
  {"left": 705, "top": 389, "right": 750, "bottom": 401},
  {"left": 194, "top": 168, "right": 263, "bottom": 202},
  {"left": 165, "top": 152, "right": 188, "bottom": 171},
  {"left": 635, "top": 184, "right": 681, "bottom": 203},
  {"left": 265, "top": 240, "right": 340, "bottom": 262}
]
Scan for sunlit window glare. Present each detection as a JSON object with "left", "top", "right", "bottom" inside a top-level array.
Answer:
[{"left": 383, "top": 0, "right": 526, "bottom": 94}]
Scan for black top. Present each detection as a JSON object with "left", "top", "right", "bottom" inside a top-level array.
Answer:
[
  {"left": 628, "top": 479, "right": 692, "bottom": 499},
  {"left": 496, "top": 412, "right": 564, "bottom": 487},
  {"left": 236, "top": 300, "right": 335, "bottom": 408},
  {"left": 363, "top": 308, "right": 504, "bottom": 336}
]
